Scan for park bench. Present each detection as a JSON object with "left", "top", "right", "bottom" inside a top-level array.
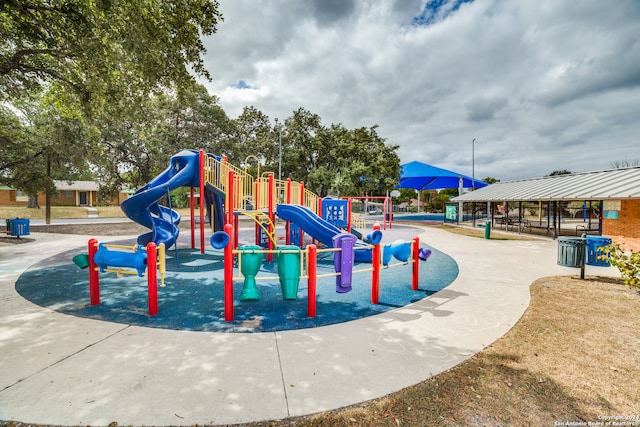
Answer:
[{"left": 495, "top": 216, "right": 530, "bottom": 233}]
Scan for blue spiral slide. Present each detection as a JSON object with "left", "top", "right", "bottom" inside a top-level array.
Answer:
[{"left": 121, "top": 150, "right": 223, "bottom": 249}]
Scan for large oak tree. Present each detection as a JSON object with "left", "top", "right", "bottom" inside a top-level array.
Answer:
[{"left": 0, "top": 0, "right": 222, "bottom": 222}]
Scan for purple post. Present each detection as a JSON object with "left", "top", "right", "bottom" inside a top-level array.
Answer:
[{"left": 332, "top": 233, "right": 356, "bottom": 293}]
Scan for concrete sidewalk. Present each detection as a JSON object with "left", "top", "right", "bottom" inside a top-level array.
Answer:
[{"left": 0, "top": 227, "right": 619, "bottom": 426}]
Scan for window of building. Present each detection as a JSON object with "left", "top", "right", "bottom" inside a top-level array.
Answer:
[{"left": 16, "top": 190, "right": 28, "bottom": 202}]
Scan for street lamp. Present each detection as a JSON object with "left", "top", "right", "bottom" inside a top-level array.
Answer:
[
  {"left": 275, "top": 118, "right": 282, "bottom": 179},
  {"left": 472, "top": 138, "right": 476, "bottom": 191}
]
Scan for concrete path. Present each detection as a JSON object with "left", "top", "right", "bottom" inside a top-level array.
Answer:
[{"left": 0, "top": 227, "right": 619, "bottom": 426}]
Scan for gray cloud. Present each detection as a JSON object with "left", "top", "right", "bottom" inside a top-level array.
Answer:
[
  {"left": 310, "top": 0, "right": 356, "bottom": 26},
  {"left": 465, "top": 96, "right": 508, "bottom": 122},
  {"left": 201, "top": 0, "right": 640, "bottom": 181}
]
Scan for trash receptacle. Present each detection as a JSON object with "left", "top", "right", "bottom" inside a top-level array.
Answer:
[
  {"left": 9, "top": 218, "right": 30, "bottom": 237},
  {"left": 557, "top": 237, "right": 586, "bottom": 268},
  {"left": 583, "top": 235, "right": 612, "bottom": 267},
  {"left": 484, "top": 221, "right": 491, "bottom": 239}
]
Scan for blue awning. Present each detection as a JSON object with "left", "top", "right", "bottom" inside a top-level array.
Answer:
[{"left": 397, "top": 161, "right": 488, "bottom": 190}]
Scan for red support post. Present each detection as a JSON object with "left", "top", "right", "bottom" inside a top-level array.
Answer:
[
  {"left": 412, "top": 237, "right": 420, "bottom": 291},
  {"left": 371, "top": 223, "right": 381, "bottom": 304},
  {"left": 285, "top": 178, "right": 291, "bottom": 245},
  {"left": 190, "top": 187, "right": 195, "bottom": 249},
  {"left": 199, "top": 149, "right": 205, "bottom": 254},
  {"left": 223, "top": 223, "right": 234, "bottom": 321},
  {"left": 147, "top": 242, "right": 158, "bottom": 316},
  {"left": 88, "top": 238, "right": 100, "bottom": 306},
  {"left": 227, "top": 170, "right": 235, "bottom": 227},
  {"left": 307, "top": 245, "right": 317, "bottom": 317}
]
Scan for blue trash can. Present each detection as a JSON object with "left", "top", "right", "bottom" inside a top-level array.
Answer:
[
  {"left": 9, "top": 218, "right": 30, "bottom": 237},
  {"left": 583, "top": 235, "right": 612, "bottom": 267}
]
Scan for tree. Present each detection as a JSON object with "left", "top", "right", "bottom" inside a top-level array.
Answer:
[
  {"left": 611, "top": 158, "right": 640, "bottom": 168},
  {"left": 1, "top": 1, "right": 223, "bottom": 217},
  {"left": 160, "top": 84, "right": 235, "bottom": 162},
  {"left": 1, "top": 1, "right": 222, "bottom": 109},
  {"left": 281, "top": 108, "right": 323, "bottom": 183},
  {"left": 548, "top": 170, "right": 573, "bottom": 176},
  {"left": 231, "top": 106, "right": 274, "bottom": 176},
  {"left": 482, "top": 176, "right": 500, "bottom": 184},
  {"left": 0, "top": 91, "right": 92, "bottom": 221},
  {"left": 278, "top": 110, "right": 401, "bottom": 197},
  {"left": 90, "top": 83, "right": 233, "bottom": 192}
]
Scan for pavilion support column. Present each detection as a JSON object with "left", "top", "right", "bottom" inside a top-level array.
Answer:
[
  {"left": 458, "top": 176, "right": 463, "bottom": 224},
  {"left": 472, "top": 202, "right": 476, "bottom": 227},
  {"left": 598, "top": 200, "right": 604, "bottom": 235},
  {"left": 552, "top": 201, "right": 557, "bottom": 239},
  {"left": 518, "top": 201, "right": 523, "bottom": 233}
]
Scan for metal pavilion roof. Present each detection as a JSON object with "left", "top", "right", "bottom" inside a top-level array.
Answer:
[{"left": 453, "top": 166, "right": 640, "bottom": 202}]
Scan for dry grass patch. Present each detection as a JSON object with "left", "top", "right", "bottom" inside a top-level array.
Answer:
[
  {"left": 395, "top": 221, "right": 528, "bottom": 240},
  {"left": 260, "top": 276, "right": 639, "bottom": 427},
  {"left": 0, "top": 205, "right": 127, "bottom": 219},
  {"left": 0, "top": 206, "right": 192, "bottom": 220}
]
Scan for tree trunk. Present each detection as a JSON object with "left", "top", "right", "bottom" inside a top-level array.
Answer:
[
  {"left": 27, "top": 195, "right": 40, "bottom": 209},
  {"left": 45, "top": 154, "right": 52, "bottom": 224}
]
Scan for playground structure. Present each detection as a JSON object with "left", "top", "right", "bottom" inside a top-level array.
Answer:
[
  {"left": 81, "top": 149, "right": 431, "bottom": 320},
  {"left": 340, "top": 196, "right": 393, "bottom": 231},
  {"left": 85, "top": 238, "right": 166, "bottom": 315},
  {"left": 216, "top": 222, "right": 432, "bottom": 322}
]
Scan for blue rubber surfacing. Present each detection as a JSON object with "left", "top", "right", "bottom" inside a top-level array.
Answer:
[{"left": 15, "top": 234, "right": 458, "bottom": 333}]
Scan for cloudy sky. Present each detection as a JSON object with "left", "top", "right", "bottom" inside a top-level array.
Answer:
[{"left": 200, "top": 0, "right": 640, "bottom": 182}]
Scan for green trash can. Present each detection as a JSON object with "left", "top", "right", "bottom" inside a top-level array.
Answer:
[
  {"left": 484, "top": 221, "right": 491, "bottom": 239},
  {"left": 557, "top": 237, "right": 586, "bottom": 268},
  {"left": 277, "top": 245, "right": 301, "bottom": 300}
]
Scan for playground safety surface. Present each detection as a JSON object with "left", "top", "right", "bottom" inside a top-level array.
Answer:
[
  {"left": 1, "top": 223, "right": 616, "bottom": 426},
  {"left": 15, "top": 226, "right": 456, "bottom": 333}
]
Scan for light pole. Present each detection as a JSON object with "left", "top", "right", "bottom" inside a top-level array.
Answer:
[
  {"left": 472, "top": 138, "right": 476, "bottom": 191},
  {"left": 275, "top": 118, "right": 282, "bottom": 180}
]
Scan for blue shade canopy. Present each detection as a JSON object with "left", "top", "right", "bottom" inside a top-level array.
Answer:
[{"left": 397, "top": 161, "right": 488, "bottom": 191}]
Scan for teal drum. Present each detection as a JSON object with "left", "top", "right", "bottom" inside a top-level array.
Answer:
[
  {"left": 277, "top": 245, "right": 301, "bottom": 300},
  {"left": 239, "top": 245, "right": 263, "bottom": 301}
]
